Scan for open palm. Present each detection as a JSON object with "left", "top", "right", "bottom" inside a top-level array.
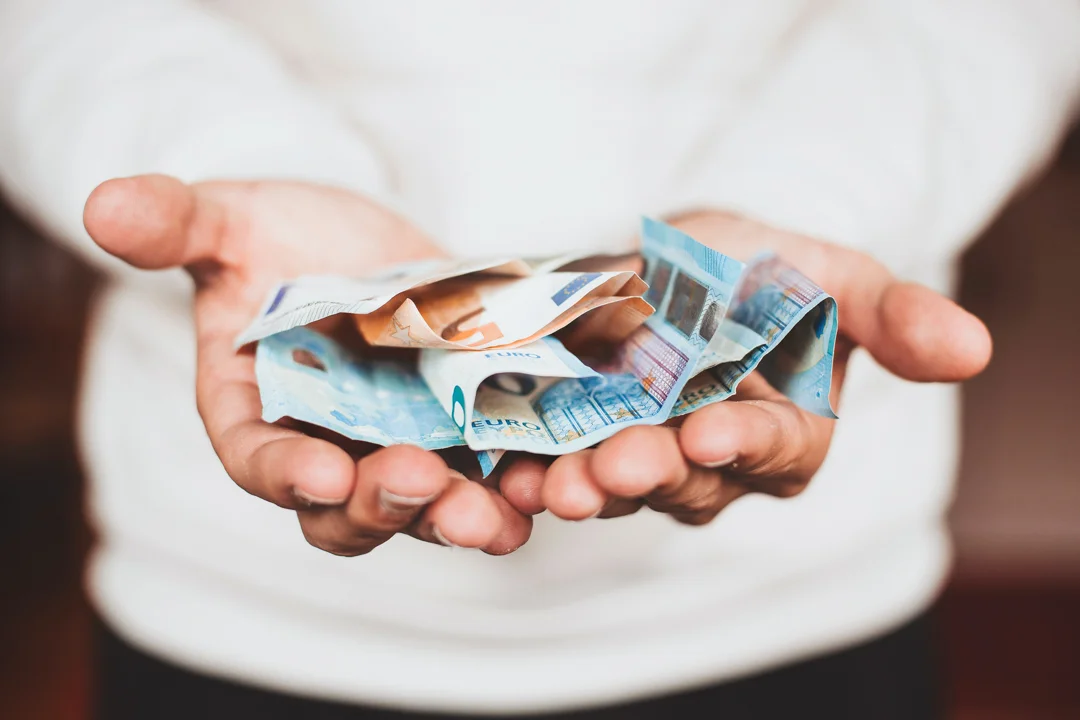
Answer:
[
  {"left": 84, "top": 174, "right": 532, "bottom": 555},
  {"left": 497, "top": 211, "right": 992, "bottom": 524}
]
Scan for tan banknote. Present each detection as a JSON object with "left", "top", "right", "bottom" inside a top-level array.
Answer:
[
  {"left": 355, "top": 270, "right": 652, "bottom": 350},
  {"left": 235, "top": 252, "right": 596, "bottom": 347}
]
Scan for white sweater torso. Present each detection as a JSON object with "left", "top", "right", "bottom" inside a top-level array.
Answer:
[{"left": 2, "top": 0, "right": 1079, "bottom": 713}]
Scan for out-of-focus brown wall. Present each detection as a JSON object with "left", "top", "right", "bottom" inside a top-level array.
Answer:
[
  {"left": 953, "top": 129, "right": 1080, "bottom": 579},
  {"left": 0, "top": 199, "right": 98, "bottom": 720},
  {"left": 942, "top": 127, "right": 1080, "bottom": 720},
  {"left": 0, "top": 128, "right": 1077, "bottom": 719}
]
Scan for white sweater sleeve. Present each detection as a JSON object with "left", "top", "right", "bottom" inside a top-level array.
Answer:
[
  {"left": 659, "top": 0, "right": 1080, "bottom": 269},
  {"left": 0, "top": 0, "right": 390, "bottom": 275}
]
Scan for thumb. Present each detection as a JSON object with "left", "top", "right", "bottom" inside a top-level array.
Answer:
[
  {"left": 668, "top": 212, "right": 993, "bottom": 383},
  {"left": 863, "top": 281, "right": 992, "bottom": 383},
  {"left": 826, "top": 247, "right": 992, "bottom": 383},
  {"left": 83, "top": 174, "right": 225, "bottom": 272}
]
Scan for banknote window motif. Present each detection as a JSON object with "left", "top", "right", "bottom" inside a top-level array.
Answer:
[
  {"left": 291, "top": 348, "right": 327, "bottom": 372},
  {"left": 666, "top": 271, "right": 708, "bottom": 338},
  {"left": 699, "top": 300, "right": 722, "bottom": 341},
  {"left": 482, "top": 374, "right": 538, "bottom": 396},
  {"left": 644, "top": 259, "right": 672, "bottom": 309}
]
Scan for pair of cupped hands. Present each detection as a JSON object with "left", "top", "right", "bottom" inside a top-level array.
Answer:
[{"left": 84, "top": 175, "right": 992, "bottom": 556}]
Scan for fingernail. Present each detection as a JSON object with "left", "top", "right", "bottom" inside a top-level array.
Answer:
[
  {"left": 293, "top": 488, "right": 345, "bottom": 507},
  {"left": 379, "top": 489, "right": 440, "bottom": 514},
  {"left": 701, "top": 453, "right": 738, "bottom": 469},
  {"left": 431, "top": 525, "right": 458, "bottom": 548}
]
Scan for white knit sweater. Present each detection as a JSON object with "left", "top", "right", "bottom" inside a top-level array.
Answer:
[{"left": 1, "top": 0, "right": 1078, "bottom": 713}]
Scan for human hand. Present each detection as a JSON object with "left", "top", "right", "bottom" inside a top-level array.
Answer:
[
  {"left": 84, "top": 174, "right": 531, "bottom": 555},
  {"left": 498, "top": 211, "right": 993, "bottom": 524}
]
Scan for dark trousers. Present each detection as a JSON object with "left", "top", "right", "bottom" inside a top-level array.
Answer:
[{"left": 95, "top": 612, "right": 941, "bottom": 720}]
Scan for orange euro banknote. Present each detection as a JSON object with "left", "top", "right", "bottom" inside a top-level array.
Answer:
[{"left": 356, "top": 271, "right": 653, "bottom": 350}]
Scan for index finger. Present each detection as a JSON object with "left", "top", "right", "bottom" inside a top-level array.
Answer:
[{"left": 678, "top": 378, "right": 831, "bottom": 497}]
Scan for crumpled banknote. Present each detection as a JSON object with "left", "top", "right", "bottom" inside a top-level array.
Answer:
[
  {"left": 236, "top": 252, "right": 649, "bottom": 350},
  {"left": 257, "top": 329, "right": 597, "bottom": 450},
  {"left": 251, "top": 218, "right": 839, "bottom": 476},
  {"left": 673, "top": 254, "right": 838, "bottom": 418},
  {"left": 356, "top": 270, "right": 651, "bottom": 350},
  {"left": 430, "top": 217, "right": 747, "bottom": 455}
]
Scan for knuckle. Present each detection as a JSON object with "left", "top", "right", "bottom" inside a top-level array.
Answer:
[
  {"left": 650, "top": 477, "right": 722, "bottom": 516},
  {"left": 597, "top": 498, "right": 646, "bottom": 519},
  {"left": 481, "top": 531, "right": 530, "bottom": 556},
  {"left": 774, "top": 414, "right": 816, "bottom": 477},
  {"left": 481, "top": 545, "right": 517, "bottom": 557},
  {"left": 356, "top": 529, "right": 395, "bottom": 545},
  {"left": 740, "top": 401, "right": 808, "bottom": 476},
  {"left": 301, "top": 527, "right": 348, "bottom": 555},
  {"left": 767, "top": 477, "right": 810, "bottom": 499},
  {"left": 345, "top": 502, "right": 404, "bottom": 532},
  {"left": 298, "top": 517, "right": 381, "bottom": 557},
  {"left": 298, "top": 521, "right": 331, "bottom": 551},
  {"left": 672, "top": 509, "right": 721, "bottom": 526},
  {"left": 677, "top": 487, "right": 722, "bottom": 515},
  {"left": 322, "top": 544, "right": 369, "bottom": 558},
  {"left": 343, "top": 520, "right": 396, "bottom": 547}
]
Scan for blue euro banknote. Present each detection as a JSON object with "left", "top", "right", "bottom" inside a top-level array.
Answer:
[
  {"left": 672, "top": 254, "right": 839, "bottom": 419},
  {"left": 454, "top": 217, "right": 746, "bottom": 455},
  {"left": 253, "top": 218, "right": 838, "bottom": 476},
  {"left": 256, "top": 326, "right": 598, "bottom": 454},
  {"left": 256, "top": 327, "right": 465, "bottom": 450}
]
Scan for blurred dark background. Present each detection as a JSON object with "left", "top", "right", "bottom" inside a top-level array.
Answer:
[{"left": 2, "top": 129, "right": 1079, "bottom": 719}]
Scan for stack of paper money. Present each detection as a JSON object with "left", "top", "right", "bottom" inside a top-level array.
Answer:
[{"left": 238, "top": 218, "right": 839, "bottom": 476}]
